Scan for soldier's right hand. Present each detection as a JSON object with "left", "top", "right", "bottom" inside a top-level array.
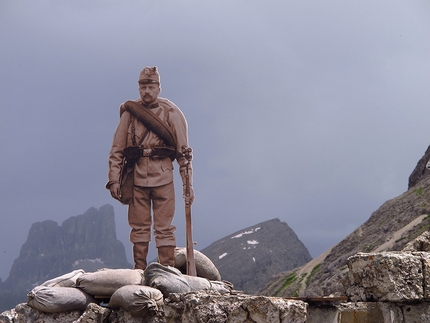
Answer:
[{"left": 110, "top": 183, "right": 121, "bottom": 201}]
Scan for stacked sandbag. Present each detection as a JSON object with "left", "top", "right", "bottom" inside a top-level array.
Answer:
[
  {"left": 108, "top": 285, "right": 164, "bottom": 316},
  {"left": 27, "top": 285, "right": 96, "bottom": 313},
  {"left": 174, "top": 247, "right": 221, "bottom": 281},
  {"left": 145, "top": 262, "right": 233, "bottom": 298},
  {"left": 75, "top": 268, "right": 145, "bottom": 297},
  {"left": 27, "top": 268, "right": 147, "bottom": 314},
  {"left": 25, "top": 249, "right": 226, "bottom": 315}
]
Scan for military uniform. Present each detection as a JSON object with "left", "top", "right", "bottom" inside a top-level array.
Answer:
[{"left": 107, "top": 67, "right": 193, "bottom": 269}]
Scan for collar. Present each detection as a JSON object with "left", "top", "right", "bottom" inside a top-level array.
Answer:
[{"left": 141, "top": 101, "right": 159, "bottom": 109}]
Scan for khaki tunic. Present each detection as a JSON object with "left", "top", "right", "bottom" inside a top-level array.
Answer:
[
  {"left": 108, "top": 97, "right": 192, "bottom": 187},
  {"left": 107, "top": 97, "right": 192, "bottom": 246}
]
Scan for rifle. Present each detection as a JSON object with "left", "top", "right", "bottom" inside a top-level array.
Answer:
[{"left": 182, "top": 146, "right": 197, "bottom": 276}]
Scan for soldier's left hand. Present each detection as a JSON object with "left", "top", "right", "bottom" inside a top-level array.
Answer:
[
  {"left": 109, "top": 183, "right": 121, "bottom": 201},
  {"left": 183, "top": 186, "right": 195, "bottom": 205}
]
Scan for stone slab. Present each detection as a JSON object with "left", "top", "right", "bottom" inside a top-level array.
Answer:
[{"left": 346, "top": 252, "right": 424, "bottom": 302}]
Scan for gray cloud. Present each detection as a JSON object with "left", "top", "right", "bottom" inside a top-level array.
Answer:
[{"left": 1, "top": 0, "right": 429, "bottom": 280}]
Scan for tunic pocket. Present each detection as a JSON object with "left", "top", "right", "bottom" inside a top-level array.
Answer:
[{"left": 161, "top": 158, "right": 173, "bottom": 172}]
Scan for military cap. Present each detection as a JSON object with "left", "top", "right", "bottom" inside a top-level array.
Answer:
[{"left": 138, "top": 66, "right": 160, "bottom": 84}]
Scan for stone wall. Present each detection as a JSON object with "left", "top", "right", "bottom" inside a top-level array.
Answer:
[
  {"left": 0, "top": 292, "right": 307, "bottom": 323},
  {"left": 306, "top": 251, "right": 430, "bottom": 323}
]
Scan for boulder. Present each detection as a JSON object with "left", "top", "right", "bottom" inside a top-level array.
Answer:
[
  {"left": 345, "top": 252, "right": 430, "bottom": 302},
  {"left": 403, "top": 231, "right": 430, "bottom": 252}
]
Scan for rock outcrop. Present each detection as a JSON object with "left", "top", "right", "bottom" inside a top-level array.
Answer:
[
  {"left": 307, "top": 232, "right": 430, "bottom": 322},
  {"left": 313, "top": 235, "right": 430, "bottom": 323},
  {"left": 0, "top": 205, "right": 131, "bottom": 312},
  {"left": 201, "top": 218, "right": 312, "bottom": 293},
  {"left": 346, "top": 251, "right": 430, "bottom": 302},
  {"left": 259, "top": 144, "right": 430, "bottom": 298},
  {"left": 408, "top": 144, "right": 430, "bottom": 189},
  {"left": 0, "top": 292, "right": 308, "bottom": 323}
]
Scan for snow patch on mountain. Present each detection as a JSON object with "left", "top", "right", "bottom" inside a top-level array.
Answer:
[
  {"left": 219, "top": 252, "right": 228, "bottom": 259},
  {"left": 231, "top": 227, "right": 261, "bottom": 239}
]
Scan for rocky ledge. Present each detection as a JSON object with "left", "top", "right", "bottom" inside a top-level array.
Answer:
[
  {"left": 4, "top": 250, "right": 430, "bottom": 322},
  {"left": 0, "top": 291, "right": 307, "bottom": 323},
  {"left": 306, "top": 249, "right": 430, "bottom": 323}
]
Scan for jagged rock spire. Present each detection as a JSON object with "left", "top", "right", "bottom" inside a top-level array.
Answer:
[{"left": 408, "top": 145, "right": 430, "bottom": 189}]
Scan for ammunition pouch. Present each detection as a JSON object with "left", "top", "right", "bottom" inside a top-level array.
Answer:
[{"left": 123, "top": 146, "right": 175, "bottom": 162}]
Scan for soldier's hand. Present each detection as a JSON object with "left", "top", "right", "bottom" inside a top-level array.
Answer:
[
  {"left": 183, "top": 186, "right": 195, "bottom": 205},
  {"left": 110, "top": 183, "right": 121, "bottom": 201}
]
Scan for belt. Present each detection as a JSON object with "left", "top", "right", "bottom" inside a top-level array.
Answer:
[
  {"left": 123, "top": 146, "right": 175, "bottom": 161},
  {"left": 141, "top": 148, "right": 153, "bottom": 157}
]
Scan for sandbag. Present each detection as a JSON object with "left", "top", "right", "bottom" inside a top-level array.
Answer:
[
  {"left": 174, "top": 247, "right": 221, "bottom": 281},
  {"left": 144, "top": 262, "right": 233, "bottom": 298},
  {"left": 108, "top": 285, "right": 164, "bottom": 316},
  {"left": 41, "top": 269, "right": 85, "bottom": 287},
  {"left": 145, "top": 263, "right": 190, "bottom": 297},
  {"left": 207, "top": 280, "right": 234, "bottom": 294},
  {"left": 75, "top": 268, "right": 144, "bottom": 297},
  {"left": 185, "top": 275, "right": 233, "bottom": 294},
  {"left": 27, "top": 286, "right": 95, "bottom": 313}
]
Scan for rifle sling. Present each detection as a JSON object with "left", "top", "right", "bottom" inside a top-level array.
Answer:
[{"left": 122, "top": 100, "right": 176, "bottom": 150}]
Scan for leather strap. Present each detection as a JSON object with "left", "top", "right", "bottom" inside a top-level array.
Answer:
[{"left": 122, "top": 100, "right": 176, "bottom": 150}]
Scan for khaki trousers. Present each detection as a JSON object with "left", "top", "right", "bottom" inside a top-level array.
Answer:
[{"left": 128, "top": 182, "right": 176, "bottom": 247}]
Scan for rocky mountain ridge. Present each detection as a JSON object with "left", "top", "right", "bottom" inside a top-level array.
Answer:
[
  {"left": 0, "top": 205, "right": 131, "bottom": 312},
  {"left": 259, "top": 144, "right": 430, "bottom": 298},
  {"left": 201, "top": 218, "right": 312, "bottom": 293}
]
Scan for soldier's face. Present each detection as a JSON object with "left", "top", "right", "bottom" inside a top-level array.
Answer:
[{"left": 139, "top": 83, "right": 160, "bottom": 105}]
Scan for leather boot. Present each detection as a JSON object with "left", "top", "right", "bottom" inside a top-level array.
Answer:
[
  {"left": 133, "top": 242, "right": 149, "bottom": 270},
  {"left": 158, "top": 246, "right": 175, "bottom": 267}
]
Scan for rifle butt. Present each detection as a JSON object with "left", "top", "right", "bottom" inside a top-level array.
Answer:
[{"left": 185, "top": 204, "right": 197, "bottom": 276}]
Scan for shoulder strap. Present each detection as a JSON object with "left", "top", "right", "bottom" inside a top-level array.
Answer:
[
  {"left": 122, "top": 100, "right": 176, "bottom": 149},
  {"left": 130, "top": 115, "right": 137, "bottom": 146},
  {"left": 136, "top": 108, "right": 162, "bottom": 147}
]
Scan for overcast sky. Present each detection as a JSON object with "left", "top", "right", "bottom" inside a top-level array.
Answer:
[{"left": 1, "top": 1, "right": 430, "bottom": 281}]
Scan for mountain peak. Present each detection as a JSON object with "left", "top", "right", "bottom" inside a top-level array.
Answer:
[
  {"left": 201, "top": 218, "right": 311, "bottom": 293},
  {"left": 409, "top": 145, "right": 430, "bottom": 189},
  {"left": 0, "top": 205, "right": 130, "bottom": 312}
]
